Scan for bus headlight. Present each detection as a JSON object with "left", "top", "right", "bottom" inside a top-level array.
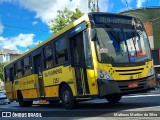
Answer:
[
  {"left": 148, "top": 67, "right": 155, "bottom": 76},
  {"left": 98, "top": 69, "right": 113, "bottom": 80}
]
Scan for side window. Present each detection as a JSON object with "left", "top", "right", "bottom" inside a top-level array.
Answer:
[
  {"left": 9, "top": 67, "right": 14, "bottom": 82},
  {"left": 21, "top": 60, "right": 24, "bottom": 76},
  {"left": 17, "top": 60, "right": 23, "bottom": 78},
  {"left": 70, "top": 32, "right": 85, "bottom": 66},
  {"left": 43, "top": 44, "right": 53, "bottom": 69},
  {"left": 54, "top": 38, "right": 68, "bottom": 64},
  {"left": 5, "top": 67, "right": 15, "bottom": 82},
  {"left": 24, "top": 56, "right": 32, "bottom": 76},
  {"left": 5, "top": 68, "right": 10, "bottom": 82},
  {"left": 14, "top": 63, "right": 17, "bottom": 79}
]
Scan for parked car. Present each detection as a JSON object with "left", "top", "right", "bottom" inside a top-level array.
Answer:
[{"left": 0, "top": 91, "right": 10, "bottom": 104}]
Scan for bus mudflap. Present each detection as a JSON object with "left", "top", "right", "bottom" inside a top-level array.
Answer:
[{"left": 97, "top": 79, "right": 121, "bottom": 97}]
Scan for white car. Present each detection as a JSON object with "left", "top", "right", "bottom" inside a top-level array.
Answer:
[{"left": 0, "top": 91, "right": 10, "bottom": 104}]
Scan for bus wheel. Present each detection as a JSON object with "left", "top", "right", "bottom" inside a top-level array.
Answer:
[
  {"left": 17, "top": 91, "right": 25, "bottom": 107},
  {"left": 105, "top": 94, "right": 122, "bottom": 103},
  {"left": 26, "top": 101, "right": 33, "bottom": 106},
  {"left": 17, "top": 91, "right": 32, "bottom": 107},
  {"left": 49, "top": 100, "right": 59, "bottom": 104},
  {"left": 60, "top": 85, "right": 75, "bottom": 109}
]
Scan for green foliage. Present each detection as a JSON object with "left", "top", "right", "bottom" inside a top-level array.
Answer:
[
  {"left": 73, "top": 8, "right": 84, "bottom": 20},
  {"left": 50, "top": 8, "right": 84, "bottom": 33},
  {"left": 0, "top": 63, "right": 5, "bottom": 82}
]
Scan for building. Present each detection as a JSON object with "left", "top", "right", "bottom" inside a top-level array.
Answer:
[
  {"left": 0, "top": 48, "right": 23, "bottom": 63},
  {"left": 0, "top": 49, "right": 23, "bottom": 90},
  {"left": 0, "top": 81, "right": 4, "bottom": 90},
  {"left": 120, "top": 7, "right": 160, "bottom": 50}
]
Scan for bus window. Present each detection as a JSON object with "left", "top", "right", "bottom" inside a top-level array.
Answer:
[
  {"left": 5, "top": 68, "right": 10, "bottom": 82},
  {"left": 43, "top": 44, "right": 53, "bottom": 69},
  {"left": 14, "top": 63, "right": 17, "bottom": 79},
  {"left": 70, "top": 32, "right": 85, "bottom": 66},
  {"left": 54, "top": 38, "right": 68, "bottom": 65},
  {"left": 21, "top": 60, "right": 24, "bottom": 76},
  {"left": 24, "top": 56, "right": 32, "bottom": 76},
  {"left": 17, "top": 60, "right": 23, "bottom": 78},
  {"left": 9, "top": 67, "right": 14, "bottom": 82}
]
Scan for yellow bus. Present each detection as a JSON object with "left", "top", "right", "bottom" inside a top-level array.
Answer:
[{"left": 4, "top": 12, "right": 156, "bottom": 109}]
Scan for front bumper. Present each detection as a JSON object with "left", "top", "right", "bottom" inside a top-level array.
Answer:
[{"left": 97, "top": 75, "right": 156, "bottom": 97}]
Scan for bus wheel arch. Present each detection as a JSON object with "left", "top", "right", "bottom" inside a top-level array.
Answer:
[
  {"left": 17, "top": 90, "right": 24, "bottom": 107},
  {"left": 59, "top": 82, "right": 76, "bottom": 109},
  {"left": 17, "top": 90, "right": 32, "bottom": 107},
  {"left": 17, "top": 90, "right": 22, "bottom": 100}
]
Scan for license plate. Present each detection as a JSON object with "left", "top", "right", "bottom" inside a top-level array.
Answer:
[{"left": 128, "top": 82, "right": 138, "bottom": 88}]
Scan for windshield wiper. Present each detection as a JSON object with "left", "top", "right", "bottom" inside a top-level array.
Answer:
[{"left": 105, "top": 24, "right": 121, "bottom": 44}]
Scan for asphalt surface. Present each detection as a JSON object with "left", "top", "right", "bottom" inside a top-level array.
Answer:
[{"left": 0, "top": 89, "right": 160, "bottom": 120}]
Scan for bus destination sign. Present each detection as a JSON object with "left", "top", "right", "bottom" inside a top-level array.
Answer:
[{"left": 93, "top": 15, "right": 132, "bottom": 25}]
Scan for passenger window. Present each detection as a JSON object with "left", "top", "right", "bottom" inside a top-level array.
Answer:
[
  {"left": 5, "top": 68, "right": 10, "bottom": 82},
  {"left": 54, "top": 38, "right": 68, "bottom": 64},
  {"left": 17, "top": 60, "right": 23, "bottom": 78},
  {"left": 9, "top": 67, "right": 14, "bottom": 82},
  {"left": 14, "top": 63, "right": 17, "bottom": 79},
  {"left": 43, "top": 44, "right": 53, "bottom": 69},
  {"left": 24, "top": 56, "right": 32, "bottom": 76}
]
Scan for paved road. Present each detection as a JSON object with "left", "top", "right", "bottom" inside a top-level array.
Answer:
[{"left": 0, "top": 90, "right": 160, "bottom": 120}]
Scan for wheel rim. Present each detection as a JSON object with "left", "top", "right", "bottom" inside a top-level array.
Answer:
[{"left": 63, "top": 90, "right": 71, "bottom": 103}]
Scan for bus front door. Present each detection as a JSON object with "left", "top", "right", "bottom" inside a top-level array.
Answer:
[
  {"left": 70, "top": 32, "right": 90, "bottom": 96},
  {"left": 34, "top": 54, "right": 45, "bottom": 98}
]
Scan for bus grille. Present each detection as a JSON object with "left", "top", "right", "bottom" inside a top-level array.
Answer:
[
  {"left": 116, "top": 78, "right": 146, "bottom": 92},
  {"left": 115, "top": 68, "right": 144, "bottom": 75}
]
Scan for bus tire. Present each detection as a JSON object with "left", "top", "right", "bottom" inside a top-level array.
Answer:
[
  {"left": 26, "top": 101, "right": 33, "bottom": 106},
  {"left": 105, "top": 94, "right": 122, "bottom": 103},
  {"left": 17, "top": 91, "right": 32, "bottom": 107},
  {"left": 60, "top": 85, "right": 76, "bottom": 109},
  {"left": 49, "top": 100, "right": 59, "bottom": 104}
]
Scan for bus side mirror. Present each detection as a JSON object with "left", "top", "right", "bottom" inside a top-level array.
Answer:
[{"left": 90, "top": 29, "right": 96, "bottom": 41}]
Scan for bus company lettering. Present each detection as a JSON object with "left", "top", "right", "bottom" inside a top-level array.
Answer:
[
  {"left": 44, "top": 68, "right": 62, "bottom": 77},
  {"left": 23, "top": 80, "right": 34, "bottom": 85}
]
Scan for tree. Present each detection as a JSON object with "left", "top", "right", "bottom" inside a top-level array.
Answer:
[
  {"left": 0, "top": 63, "right": 5, "bottom": 82},
  {"left": 50, "top": 8, "right": 84, "bottom": 33},
  {"left": 72, "top": 8, "right": 84, "bottom": 20}
]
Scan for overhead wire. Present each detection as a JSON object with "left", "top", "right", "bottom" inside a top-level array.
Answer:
[
  {"left": 146, "top": 0, "right": 149, "bottom": 8},
  {"left": 2, "top": 24, "right": 49, "bottom": 32},
  {"left": 125, "top": 0, "right": 130, "bottom": 11},
  {"left": 125, "top": 0, "right": 137, "bottom": 17}
]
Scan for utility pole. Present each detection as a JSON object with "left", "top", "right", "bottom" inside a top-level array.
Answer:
[{"left": 88, "top": 0, "right": 99, "bottom": 12}]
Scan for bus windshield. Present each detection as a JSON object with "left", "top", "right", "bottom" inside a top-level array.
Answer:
[{"left": 95, "top": 21, "right": 151, "bottom": 63}]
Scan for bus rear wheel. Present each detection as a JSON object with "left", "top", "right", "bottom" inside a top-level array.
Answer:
[
  {"left": 60, "top": 85, "right": 76, "bottom": 109},
  {"left": 17, "top": 91, "right": 32, "bottom": 107},
  {"left": 49, "top": 100, "right": 59, "bottom": 104},
  {"left": 105, "top": 94, "right": 122, "bottom": 103}
]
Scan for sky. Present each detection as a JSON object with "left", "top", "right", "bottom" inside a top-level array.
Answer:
[{"left": 0, "top": 0, "right": 160, "bottom": 52}]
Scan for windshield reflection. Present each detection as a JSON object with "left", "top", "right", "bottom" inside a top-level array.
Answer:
[{"left": 95, "top": 24, "right": 151, "bottom": 63}]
